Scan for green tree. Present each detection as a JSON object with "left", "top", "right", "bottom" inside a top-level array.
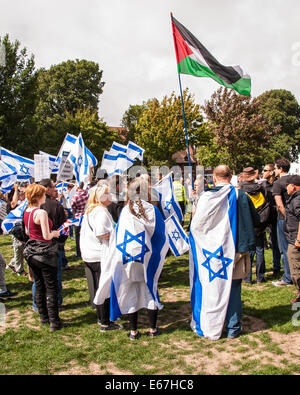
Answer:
[
  {"left": 135, "top": 89, "right": 208, "bottom": 166},
  {"left": 256, "top": 89, "right": 300, "bottom": 162},
  {"left": 0, "top": 34, "right": 38, "bottom": 156},
  {"left": 200, "top": 87, "right": 280, "bottom": 173},
  {"left": 121, "top": 103, "right": 147, "bottom": 144},
  {"left": 35, "top": 59, "right": 105, "bottom": 155}
]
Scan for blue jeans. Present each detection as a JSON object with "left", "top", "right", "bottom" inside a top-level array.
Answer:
[
  {"left": 247, "top": 233, "right": 265, "bottom": 282},
  {"left": 277, "top": 219, "right": 292, "bottom": 284},
  {"left": 225, "top": 279, "right": 242, "bottom": 338}
]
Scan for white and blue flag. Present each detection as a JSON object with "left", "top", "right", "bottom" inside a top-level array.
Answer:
[
  {"left": 94, "top": 201, "right": 169, "bottom": 320},
  {"left": 100, "top": 141, "right": 144, "bottom": 177},
  {"left": 0, "top": 147, "right": 34, "bottom": 181},
  {"left": 0, "top": 160, "right": 17, "bottom": 193},
  {"left": 68, "top": 133, "right": 91, "bottom": 185},
  {"left": 39, "top": 151, "right": 59, "bottom": 174},
  {"left": 165, "top": 214, "right": 189, "bottom": 256},
  {"left": 126, "top": 141, "right": 144, "bottom": 162},
  {"left": 1, "top": 200, "right": 28, "bottom": 234},
  {"left": 100, "top": 141, "right": 135, "bottom": 177},
  {"left": 152, "top": 172, "right": 183, "bottom": 223},
  {"left": 189, "top": 185, "right": 237, "bottom": 340},
  {"left": 56, "top": 133, "right": 98, "bottom": 168}
]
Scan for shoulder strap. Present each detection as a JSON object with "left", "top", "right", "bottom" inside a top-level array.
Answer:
[
  {"left": 26, "top": 208, "right": 38, "bottom": 238},
  {"left": 87, "top": 213, "right": 94, "bottom": 232}
]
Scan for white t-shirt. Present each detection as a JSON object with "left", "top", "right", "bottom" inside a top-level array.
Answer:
[{"left": 80, "top": 206, "right": 114, "bottom": 263}]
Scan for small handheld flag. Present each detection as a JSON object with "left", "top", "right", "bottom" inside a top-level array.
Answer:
[{"left": 165, "top": 214, "right": 189, "bottom": 256}]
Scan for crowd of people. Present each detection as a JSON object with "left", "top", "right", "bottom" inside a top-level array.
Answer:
[{"left": 0, "top": 156, "right": 299, "bottom": 340}]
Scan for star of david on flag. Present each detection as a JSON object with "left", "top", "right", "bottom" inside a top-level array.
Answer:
[
  {"left": 152, "top": 172, "right": 183, "bottom": 223},
  {"left": 201, "top": 246, "right": 233, "bottom": 282},
  {"left": 0, "top": 147, "right": 34, "bottom": 181},
  {"left": 189, "top": 184, "right": 238, "bottom": 340},
  {"left": 171, "top": 230, "right": 180, "bottom": 242},
  {"left": 165, "top": 214, "right": 189, "bottom": 256},
  {"left": 117, "top": 229, "right": 150, "bottom": 265},
  {"left": 19, "top": 164, "right": 30, "bottom": 175}
]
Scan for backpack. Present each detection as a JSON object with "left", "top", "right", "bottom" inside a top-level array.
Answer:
[
  {"left": 9, "top": 209, "right": 34, "bottom": 243},
  {"left": 246, "top": 191, "right": 270, "bottom": 234}
]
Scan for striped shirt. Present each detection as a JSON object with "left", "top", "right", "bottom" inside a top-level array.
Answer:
[{"left": 71, "top": 189, "right": 88, "bottom": 218}]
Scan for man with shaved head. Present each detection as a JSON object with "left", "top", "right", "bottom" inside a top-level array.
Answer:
[{"left": 213, "top": 165, "right": 232, "bottom": 181}]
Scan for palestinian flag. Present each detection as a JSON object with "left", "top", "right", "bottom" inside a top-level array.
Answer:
[{"left": 171, "top": 14, "right": 251, "bottom": 96}]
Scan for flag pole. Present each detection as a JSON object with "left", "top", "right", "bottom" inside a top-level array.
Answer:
[
  {"left": 171, "top": 12, "right": 194, "bottom": 190},
  {"left": 177, "top": 74, "right": 194, "bottom": 190}
]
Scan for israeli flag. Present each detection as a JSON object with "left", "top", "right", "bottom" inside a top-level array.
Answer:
[
  {"left": 1, "top": 200, "right": 28, "bottom": 234},
  {"left": 100, "top": 144, "right": 135, "bottom": 177},
  {"left": 39, "top": 151, "right": 59, "bottom": 174},
  {"left": 152, "top": 172, "right": 183, "bottom": 222},
  {"left": 56, "top": 133, "right": 98, "bottom": 168},
  {"left": 189, "top": 185, "right": 237, "bottom": 340},
  {"left": 68, "top": 133, "right": 90, "bottom": 185},
  {"left": 94, "top": 201, "right": 169, "bottom": 320},
  {"left": 0, "top": 147, "right": 34, "bottom": 181},
  {"left": 165, "top": 214, "right": 189, "bottom": 256},
  {"left": 126, "top": 141, "right": 144, "bottom": 162},
  {"left": 0, "top": 160, "right": 17, "bottom": 193},
  {"left": 55, "top": 182, "right": 68, "bottom": 195}
]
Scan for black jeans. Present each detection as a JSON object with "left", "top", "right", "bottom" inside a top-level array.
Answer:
[
  {"left": 28, "top": 257, "right": 60, "bottom": 325},
  {"left": 75, "top": 226, "right": 81, "bottom": 257},
  {"left": 128, "top": 309, "right": 158, "bottom": 331},
  {"left": 85, "top": 261, "right": 110, "bottom": 325}
]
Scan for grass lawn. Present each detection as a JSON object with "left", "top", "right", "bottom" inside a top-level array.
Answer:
[{"left": 0, "top": 229, "right": 300, "bottom": 375}]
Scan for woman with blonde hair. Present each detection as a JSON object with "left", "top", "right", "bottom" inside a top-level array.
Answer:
[
  {"left": 23, "top": 184, "right": 62, "bottom": 332},
  {"left": 94, "top": 177, "right": 169, "bottom": 340},
  {"left": 80, "top": 183, "right": 121, "bottom": 332}
]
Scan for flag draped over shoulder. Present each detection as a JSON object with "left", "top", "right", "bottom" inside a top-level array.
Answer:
[
  {"left": 0, "top": 147, "right": 34, "bottom": 181},
  {"left": 1, "top": 200, "right": 28, "bottom": 234},
  {"left": 171, "top": 14, "right": 251, "bottom": 96},
  {"left": 189, "top": 185, "right": 237, "bottom": 340},
  {"left": 94, "top": 201, "right": 169, "bottom": 321},
  {"left": 152, "top": 172, "right": 183, "bottom": 223}
]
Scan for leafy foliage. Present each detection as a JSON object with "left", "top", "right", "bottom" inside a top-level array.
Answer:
[
  {"left": 0, "top": 34, "right": 39, "bottom": 157},
  {"left": 34, "top": 59, "right": 106, "bottom": 155},
  {"left": 256, "top": 89, "right": 300, "bottom": 162},
  {"left": 200, "top": 88, "right": 280, "bottom": 173},
  {"left": 135, "top": 89, "right": 208, "bottom": 166}
]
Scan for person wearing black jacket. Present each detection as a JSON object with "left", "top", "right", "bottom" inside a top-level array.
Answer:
[
  {"left": 240, "top": 167, "right": 267, "bottom": 283},
  {"left": 285, "top": 175, "right": 300, "bottom": 304},
  {"left": 261, "top": 164, "right": 281, "bottom": 277}
]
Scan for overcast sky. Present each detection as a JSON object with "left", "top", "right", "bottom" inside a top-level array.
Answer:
[{"left": 1, "top": 0, "right": 299, "bottom": 126}]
